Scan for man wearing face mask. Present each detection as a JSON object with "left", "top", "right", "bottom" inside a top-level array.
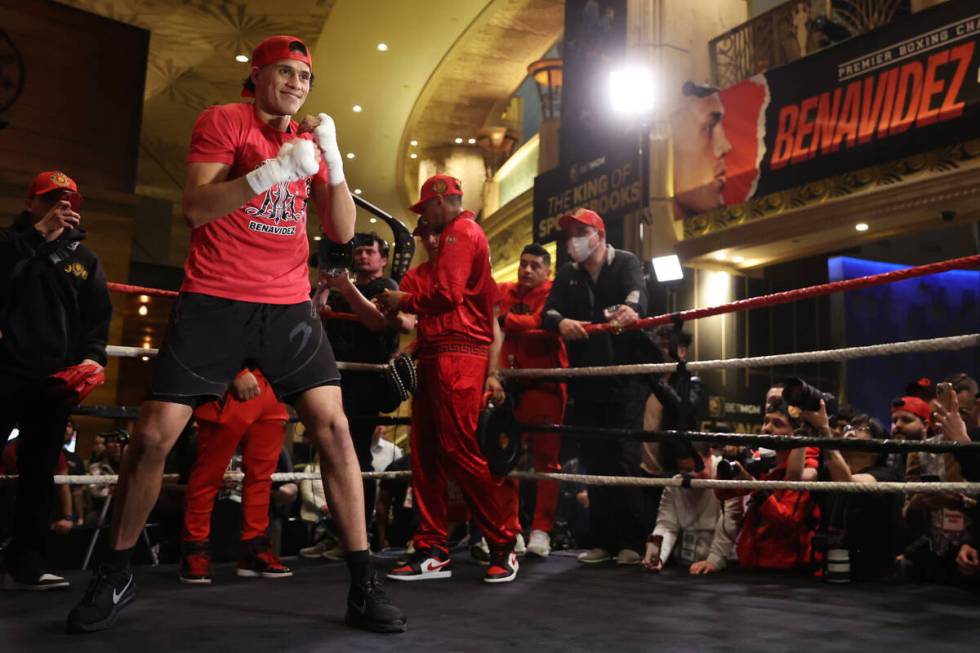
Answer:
[
  {"left": 541, "top": 208, "right": 658, "bottom": 566},
  {"left": 1, "top": 171, "right": 111, "bottom": 590}
]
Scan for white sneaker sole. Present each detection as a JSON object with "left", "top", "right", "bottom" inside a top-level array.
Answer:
[
  {"left": 236, "top": 569, "right": 293, "bottom": 578},
  {"left": 179, "top": 576, "right": 212, "bottom": 585},
  {"left": 385, "top": 570, "right": 452, "bottom": 581},
  {"left": 2, "top": 574, "right": 69, "bottom": 591},
  {"left": 525, "top": 547, "right": 550, "bottom": 558},
  {"left": 578, "top": 556, "right": 612, "bottom": 564}
]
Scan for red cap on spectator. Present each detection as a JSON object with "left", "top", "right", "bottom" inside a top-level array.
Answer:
[
  {"left": 241, "top": 35, "right": 313, "bottom": 98},
  {"left": 28, "top": 171, "right": 79, "bottom": 198},
  {"left": 410, "top": 174, "right": 463, "bottom": 213},
  {"left": 558, "top": 208, "right": 605, "bottom": 233},
  {"left": 891, "top": 396, "right": 932, "bottom": 425}
]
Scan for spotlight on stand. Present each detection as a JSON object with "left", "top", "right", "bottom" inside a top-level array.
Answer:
[
  {"left": 609, "top": 65, "right": 657, "bottom": 116},
  {"left": 651, "top": 254, "right": 683, "bottom": 282}
]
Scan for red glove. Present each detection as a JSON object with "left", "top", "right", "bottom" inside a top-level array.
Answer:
[{"left": 47, "top": 363, "right": 105, "bottom": 406}]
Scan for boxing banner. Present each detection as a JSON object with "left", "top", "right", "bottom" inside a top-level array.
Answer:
[
  {"left": 533, "top": 146, "right": 648, "bottom": 244},
  {"left": 672, "top": 1, "right": 980, "bottom": 221}
]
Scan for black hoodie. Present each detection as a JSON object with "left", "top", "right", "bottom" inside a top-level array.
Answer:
[{"left": 0, "top": 212, "right": 112, "bottom": 379}]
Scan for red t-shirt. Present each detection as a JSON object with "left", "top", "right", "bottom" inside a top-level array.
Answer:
[
  {"left": 183, "top": 103, "right": 328, "bottom": 304},
  {"left": 400, "top": 212, "right": 497, "bottom": 350}
]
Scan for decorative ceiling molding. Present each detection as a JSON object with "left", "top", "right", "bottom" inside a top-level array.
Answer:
[{"left": 397, "top": 0, "right": 564, "bottom": 207}]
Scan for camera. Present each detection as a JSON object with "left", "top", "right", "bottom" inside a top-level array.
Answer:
[
  {"left": 102, "top": 429, "right": 130, "bottom": 446},
  {"left": 782, "top": 377, "right": 837, "bottom": 414},
  {"left": 716, "top": 449, "right": 776, "bottom": 480}
]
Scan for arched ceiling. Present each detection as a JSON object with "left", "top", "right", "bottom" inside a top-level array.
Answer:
[{"left": 54, "top": 0, "right": 562, "bottom": 240}]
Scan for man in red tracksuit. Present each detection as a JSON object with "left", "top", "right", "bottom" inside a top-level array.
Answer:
[
  {"left": 379, "top": 174, "right": 519, "bottom": 584},
  {"left": 494, "top": 243, "right": 567, "bottom": 559},
  {"left": 179, "top": 368, "right": 291, "bottom": 584}
]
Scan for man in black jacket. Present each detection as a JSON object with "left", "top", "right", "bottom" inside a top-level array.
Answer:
[
  {"left": 0, "top": 171, "right": 111, "bottom": 590},
  {"left": 542, "top": 208, "right": 657, "bottom": 566}
]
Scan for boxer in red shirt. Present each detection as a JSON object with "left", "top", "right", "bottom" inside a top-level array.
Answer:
[
  {"left": 378, "top": 175, "right": 519, "bottom": 584},
  {"left": 494, "top": 244, "right": 568, "bottom": 558},
  {"left": 68, "top": 35, "right": 405, "bottom": 634},
  {"left": 179, "top": 369, "right": 290, "bottom": 584}
]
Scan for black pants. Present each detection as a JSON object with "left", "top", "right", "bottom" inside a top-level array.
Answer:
[
  {"left": 0, "top": 375, "right": 72, "bottom": 569},
  {"left": 342, "top": 373, "right": 383, "bottom": 528},
  {"left": 568, "top": 396, "right": 647, "bottom": 554}
]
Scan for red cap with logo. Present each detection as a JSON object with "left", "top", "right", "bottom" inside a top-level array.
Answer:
[
  {"left": 410, "top": 174, "right": 464, "bottom": 213},
  {"left": 242, "top": 35, "right": 313, "bottom": 98},
  {"left": 558, "top": 207, "right": 605, "bottom": 233},
  {"left": 891, "top": 396, "right": 932, "bottom": 426},
  {"left": 27, "top": 171, "right": 82, "bottom": 210}
]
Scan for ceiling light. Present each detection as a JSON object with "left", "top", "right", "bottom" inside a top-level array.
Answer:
[
  {"left": 409, "top": 153, "right": 418, "bottom": 159},
  {"left": 141, "top": 355, "right": 150, "bottom": 362},
  {"left": 651, "top": 255, "right": 683, "bottom": 282},
  {"left": 142, "top": 341, "right": 151, "bottom": 349},
  {"left": 377, "top": 43, "right": 389, "bottom": 52},
  {"left": 454, "top": 137, "right": 463, "bottom": 144},
  {"left": 346, "top": 152, "right": 355, "bottom": 159},
  {"left": 732, "top": 255, "right": 745, "bottom": 264},
  {"left": 138, "top": 294, "right": 150, "bottom": 304},
  {"left": 467, "top": 138, "right": 476, "bottom": 144},
  {"left": 314, "top": 235, "right": 322, "bottom": 241},
  {"left": 713, "top": 251, "right": 727, "bottom": 261},
  {"left": 369, "top": 217, "right": 378, "bottom": 224},
  {"left": 138, "top": 305, "right": 148, "bottom": 316},
  {"left": 235, "top": 54, "right": 249, "bottom": 63},
  {"left": 409, "top": 140, "right": 418, "bottom": 147},
  {"left": 352, "top": 105, "right": 362, "bottom": 113},
  {"left": 855, "top": 222, "right": 869, "bottom": 232},
  {"left": 354, "top": 188, "right": 362, "bottom": 195}
]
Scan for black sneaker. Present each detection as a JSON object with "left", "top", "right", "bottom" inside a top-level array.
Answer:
[
  {"left": 2, "top": 570, "right": 70, "bottom": 591},
  {"left": 66, "top": 565, "right": 136, "bottom": 633},
  {"left": 345, "top": 572, "right": 407, "bottom": 633}
]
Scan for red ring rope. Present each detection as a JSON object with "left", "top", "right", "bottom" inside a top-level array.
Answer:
[{"left": 106, "top": 254, "right": 980, "bottom": 333}]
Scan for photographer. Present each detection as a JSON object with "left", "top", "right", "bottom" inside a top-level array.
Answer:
[
  {"left": 642, "top": 445, "right": 742, "bottom": 575},
  {"left": 729, "top": 397, "right": 821, "bottom": 571},
  {"left": 317, "top": 233, "right": 404, "bottom": 531},
  {"left": 804, "top": 405, "right": 903, "bottom": 580}
]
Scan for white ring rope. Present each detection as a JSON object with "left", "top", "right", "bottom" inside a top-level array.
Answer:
[
  {"left": 4, "top": 470, "right": 979, "bottom": 494},
  {"left": 500, "top": 333, "right": 979, "bottom": 378},
  {"left": 105, "top": 345, "right": 388, "bottom": 373},
  {"left": 108, "top": 334, "right": 977, "bottom": 378}
]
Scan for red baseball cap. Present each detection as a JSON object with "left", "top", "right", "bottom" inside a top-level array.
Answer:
[
  {"left": 410, "top": 174, "right": 463, "bottom": 213},
  {"left": 27, "top": 171, "right": 82, "bottom": 210},
  {"left": 558, "top": 207, "right": 604, "bottom": 233},
  {"left": 241, "top": 35, "right": 313, "bottom": 98},
  {"left": 891, "top": 396, "right": 932, "bottom": 426}
]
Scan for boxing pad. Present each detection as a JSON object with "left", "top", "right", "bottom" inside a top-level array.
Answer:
[
  {"left": 46, "top": 362, "right": 105, "bottom": 407},
  {"left": 476, "top": 395, "right": 520, "bottom": 477},
  {"left": 317, "top": 237, "right": 354, "bottom": 276},
  {"left": 377, "top": 353, "right": 417, "bottom": 413}
]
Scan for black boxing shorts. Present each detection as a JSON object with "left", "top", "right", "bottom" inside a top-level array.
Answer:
[{"left": 146, "top": 292, "right": 340, "bottom": 407}]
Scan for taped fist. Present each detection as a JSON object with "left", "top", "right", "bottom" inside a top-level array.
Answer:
[
  {"left": 245, "top": 138, "right": 319, "bottom": 195},
  {"left": 313, "top": 113, "right": 345, "bottom": 186}
]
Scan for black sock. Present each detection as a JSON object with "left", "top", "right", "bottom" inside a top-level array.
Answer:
[
  {"left": 105, "top": 546, "right": 134, "bottom": 572},
  {"left": 346, "top": 549, "right": 371, "bottom": 586}
]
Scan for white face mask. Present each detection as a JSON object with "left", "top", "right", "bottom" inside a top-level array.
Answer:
[{"left": 568, "top": 234, "right": 597, "bottom": 262}]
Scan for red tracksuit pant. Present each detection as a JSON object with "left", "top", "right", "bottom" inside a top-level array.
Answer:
[
  {"left": 182, "top": 397, "right": 286, "bottom": 543},
  {"left": 411, "top": 353, "right": 515, "bottom": 552},
  {"left": 494, "top": 386, "right": 564, "bottom": 534}
]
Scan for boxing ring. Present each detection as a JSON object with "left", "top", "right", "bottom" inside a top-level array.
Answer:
[{"left": 1, "top": 253, "right": 979, "bottom": 651}]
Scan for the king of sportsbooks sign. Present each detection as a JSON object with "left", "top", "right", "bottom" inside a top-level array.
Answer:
[
  {"left": 533, "top": 148, "right": 648, "bottom": 244},
  {"left": 670, "top": 1, "right": 980, "bottom": 221}
]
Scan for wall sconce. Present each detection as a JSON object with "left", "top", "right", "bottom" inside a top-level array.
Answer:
[{"left": 527, "top": 57, "right": 563, "bottom": 120}]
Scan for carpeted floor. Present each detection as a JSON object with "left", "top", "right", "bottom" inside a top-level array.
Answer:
[{"left": 2, "top": 551, "right": 978, "bottom": 652}]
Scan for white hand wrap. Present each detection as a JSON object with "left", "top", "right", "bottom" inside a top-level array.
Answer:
[
  {"left": 313, "top": 113, "right": 345, "bottom": 186},
  {"left": 245, "top": 139, "right": 320, "bottom": 196}
]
